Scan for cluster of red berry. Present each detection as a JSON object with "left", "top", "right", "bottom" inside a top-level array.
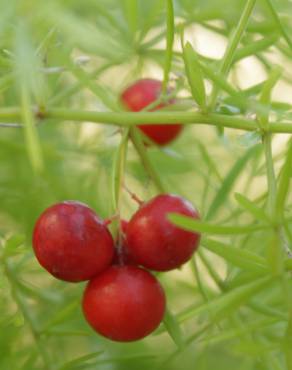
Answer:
[
  {"left": 33, "top": 195, "right": 200, "bottom": 342},
  {"left": 32, "top": 79, "right": 200, "bottom": 342}
]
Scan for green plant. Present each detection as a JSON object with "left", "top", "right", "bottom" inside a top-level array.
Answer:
[{"left": 0, "top": 0, "right": 292, "bottom": 369}]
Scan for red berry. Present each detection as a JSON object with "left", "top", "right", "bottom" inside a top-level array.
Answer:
[
  {"left": 126, "top": 194, "right": 201, "bottom": 271},
  {"left": 112, "top": 220, "right": 136, "bottom": 265},
  {"left": 32, "top": 201, "right": 114, "bottom": 282},
  {"left": 82, "top": 265, "right": 166, "bottom": 342},
  {"left": 120, "top": 79, "right": 183, "bottom": 146}
]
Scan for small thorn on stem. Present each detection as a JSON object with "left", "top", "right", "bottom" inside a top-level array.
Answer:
[{"left": 123, "top": 184, "right": 144, "bottom": 206}]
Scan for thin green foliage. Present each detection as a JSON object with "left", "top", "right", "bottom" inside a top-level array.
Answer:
[
  {"left": 182, "top": 41, "right": 207, "bottom": 111},
  {"left": 235, "top": 193, "right": 271, "bottom": 223},
  {"left": 169, "top": 214, "right": 269, "bottom": 235},
  {"left": 276, "top": 139, "right": 292, "bottom": 219},
  {"left": 206, "top": 145, "right": 261, "bottom": 220},
  {"left": 264, "top": 0, "right": 292, "bottom": 51},
  {"left": 13, "top": 22, "right": 45, "bottom": 173},
  {"left": 122, "top": 0, "right": 138, "bottom": 37},
  {"left": 202, "top": 238, "right": 268, "bottom": 273},
  {"left": 178, "top": 275, "right": 273, "bottom": 324},
  {"left": 209, "top": 0, "right": 258, "bottom": 109},
  {"left": 163, "top": 307, "right": 184, "bottom": 349},
  {"left": 162, "top": 0, "right": 175, "bottom": 93},
  {"left": 111, "top": 128, "right": 130, "bottom": 212},
  {"left": 0, "top": 0, "right": 291, "bottom": 369}
]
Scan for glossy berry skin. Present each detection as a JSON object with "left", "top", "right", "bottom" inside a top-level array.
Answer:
[
  {"left": 120, "top": 79, "right": 183, "bottom": 145},
  {"left": 82, "top": 265, "right": 166, "bottom": 342},
  {"left": 32, "top": 201, "right": 114, "bottom": 282},
  {"left": 126, "top": 194, "right": 201, "bottom": 271}
]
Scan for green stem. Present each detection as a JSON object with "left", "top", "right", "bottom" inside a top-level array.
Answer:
[
  {"left": 36, "top": 109, "right": 259, "bottom": 131},
  {"left": 20, "top": 86, "right": 44, "bottom": 173},
  {"left": 263, "top": 133, "right": 277, "bottom": 215},
  {"left": 263, "top": 132, "right": 292, "bottom": 370},
  {"left": 285, "top": 311, "right": 292, "bottom": 370},
  {"left": 3, "top": 107, "right": 292, "bottom": 134},
  {"left": 262, "top": 133, "right": 285, "bottom": 275},
  {"left": 209, "top": 0, "right": 257, "bottom": 110},
  {"left": 111, "top": 128, "right": 130, "bottom": 240},
  {"left": 265, "top": 0, "right": 292, "bottom": 52},
  {"left": 191, "top": 257, "right": 209, "bottom": 301},
  {"left": 4, "top": 260, "right": 52, "bottom": 370},
  {"left": 111, "top": 128, "right": 130, "bottom": 211},
  {"left": 130, "top": 127, "right": 166, "bottom": 193},
  {"left": 232, "top": 34, "right": 279, "bottom": 63},
  {"left": 162, "top": 0, "right": 174, "bottom": 93},
  {"left": 198, "top": 249, "right": 225, "bottom": 291}
]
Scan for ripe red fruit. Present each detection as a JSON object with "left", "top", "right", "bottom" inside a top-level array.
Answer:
[
  {"left": 32, "top": 201, "right": 114, "bottom": 282},
  {"left": 126, "top": 194, "right": 201, "bottom": 271},
  {"left": 82, "top": 265, "right": 166, "bottom": 342},
  {"left": 120, "top": 79, "right": 183, "bottom": 145}
]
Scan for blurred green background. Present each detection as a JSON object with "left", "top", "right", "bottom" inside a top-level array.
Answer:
[{"left": 0, "top": 0, "right": 292, "bottom": 369}]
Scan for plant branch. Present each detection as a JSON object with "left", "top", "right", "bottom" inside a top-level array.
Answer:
[
  {"left": 263, "top": 134, "right": 277, "bottom": 215},
  {"left": 265, "top": 0, "right": 292, "bottom": 52},
  {"left": 111, "top": 127, "right": 130, "bottom": 240},
  {"left": 162, "top": 0, "right": 174, "bottom": 93},
  {"left": 130, "top": 127, "right": 166, "bottom": 193},
  {"left": 2, "top": 107, "right": 292, "bottom": 134}
]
